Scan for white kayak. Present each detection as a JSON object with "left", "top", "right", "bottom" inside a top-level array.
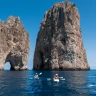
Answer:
[
  {"left": 34, "top": 76, "right": 39, "bottom": 79},
  {"left": 53, "top": 78, "right": 59, "bottom": 82},
  {"left": 34, "top": 77, "right": 39, "bottom": 79}
]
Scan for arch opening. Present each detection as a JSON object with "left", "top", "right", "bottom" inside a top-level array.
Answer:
[
  {"left": 4, "top": 62, "right": 11, "bottom": 70},
  {"left": 4, "top": 52, "right": 12, "bottom": 70}
]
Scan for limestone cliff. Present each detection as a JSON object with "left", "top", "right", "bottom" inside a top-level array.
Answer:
[
  {"left": 33, "top": 2, "right": 90, "bottom": 70},
  {"left": 0, "top": 16, "right": 30, "bottom": 70}
]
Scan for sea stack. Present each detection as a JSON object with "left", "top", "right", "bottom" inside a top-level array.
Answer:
[
  {"left": 0, "top": 16, "right": 30, "bottom": 70},
  {"left": 33, "top": 2, "right": 90, "bottom": 70}
]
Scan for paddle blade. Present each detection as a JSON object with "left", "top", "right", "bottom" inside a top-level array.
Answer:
[{"left": 39, "top": 72, "right": 42, "bottom": 75}]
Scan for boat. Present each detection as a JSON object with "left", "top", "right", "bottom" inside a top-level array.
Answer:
[
  {"left": 53, "top": 78, "right": 59, "bottom": 82},
  {"left": 34, "top": 76, "right": 39, "bottom": 79}
]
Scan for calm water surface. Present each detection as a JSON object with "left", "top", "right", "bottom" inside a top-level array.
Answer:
[{"left": 0, "top": 70, "right": 96, "bottom": 96}]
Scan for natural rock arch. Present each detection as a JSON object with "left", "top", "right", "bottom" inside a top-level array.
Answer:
[
  {"left": 0, "top": 16, "right": 30, "bottom": 71},
  {"left": 4, "top": 52, "right": 22, "bottom": 70}
]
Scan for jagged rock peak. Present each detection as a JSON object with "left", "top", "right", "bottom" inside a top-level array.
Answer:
[
  {"left": 6, "top": 16, "right": 20, "bottom": 26},
  {"left": 33, "top": 2, "right": 90, "bottom": 70},
  {"left": 0, "top": 16, "right": 30, "bottom": 71}
]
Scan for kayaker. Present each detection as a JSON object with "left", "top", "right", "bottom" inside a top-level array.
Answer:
[
  {"left": 54, "top": 74, "right": 59, "bottom": 79},
  {"left": 34, "top": 73, "right": 39, "bottom": 78}
]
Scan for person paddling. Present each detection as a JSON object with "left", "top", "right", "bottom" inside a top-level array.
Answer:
[
  {"left": 34, "top": 73, "right": 39, "bottom": 79},
  {"left": 54, "top": 74, "right": 59, "bottom": 79}
]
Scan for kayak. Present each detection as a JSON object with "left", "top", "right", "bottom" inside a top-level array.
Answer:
[
  {"left": 34, "top": 76, "right": 39, "bottom": 79},
  {"left": 53, "top": 78, "right": 59, "bottom": 82},
  {"left": 34, "top": 77, "right": 39, "bottom": 79}
]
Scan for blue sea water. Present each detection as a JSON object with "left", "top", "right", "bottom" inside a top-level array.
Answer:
[{"left": 0, "top": 70, "right": 96, "bottom": 96}]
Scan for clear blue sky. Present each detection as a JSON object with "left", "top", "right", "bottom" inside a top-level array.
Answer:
[{"left": 2, "top": 0, "right": 96, "bottom": 69}]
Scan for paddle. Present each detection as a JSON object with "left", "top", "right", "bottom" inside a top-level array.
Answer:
[
  {"left": 59, "top": 77, "right": 63, "bottom": 79},
  {"left": 59, "top": 77, "right": 66, "bottom": 80},
  {"left": 39, "top": 72, "right": 42, "bottom": 75}
]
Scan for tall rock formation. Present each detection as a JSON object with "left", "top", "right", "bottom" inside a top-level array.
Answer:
[
  {"left": 33, "top": 2, "right": 90, "bottom": 70},
  {"left": 0, "top": 16, "right": 30, "bottom": 70}
]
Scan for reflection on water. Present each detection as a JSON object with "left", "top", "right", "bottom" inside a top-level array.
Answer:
[{"left": 0, "top": 70, "right": 96, "bottom": 96}]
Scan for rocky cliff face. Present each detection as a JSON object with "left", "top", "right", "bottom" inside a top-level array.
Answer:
[
  {"left": 33, "top": 2, "right": 90, "bottom": 70},
  {"left": 0, "top": 16, "right": 30, "bottom": 70}
]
